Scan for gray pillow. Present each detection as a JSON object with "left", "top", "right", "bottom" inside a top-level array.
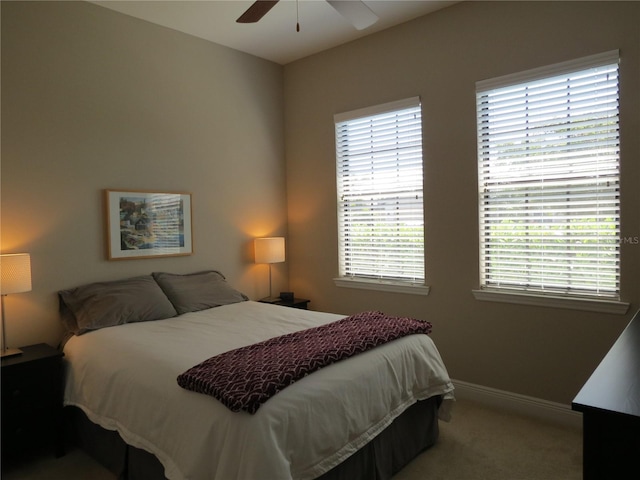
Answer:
[
  {"left": 59, "top": 275, "right": 177, "bottom": 335},
  {"left": 152, "top": 270, "right": 248, "bottom": 315}
]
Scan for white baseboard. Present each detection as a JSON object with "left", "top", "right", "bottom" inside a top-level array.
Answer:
[{"left": 451, "top": 379, "right": 583, "bottom": 430}]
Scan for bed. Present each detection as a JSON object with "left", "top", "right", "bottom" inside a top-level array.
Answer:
[{"left": 59, "top": 271, "right": 454, "bottom": 480}]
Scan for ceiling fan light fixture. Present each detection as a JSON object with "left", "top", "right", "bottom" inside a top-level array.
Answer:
[{"left": 237, "top": 0, "right": 379, "bottom": 31}]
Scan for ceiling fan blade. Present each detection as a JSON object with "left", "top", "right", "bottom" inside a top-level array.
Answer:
[
  {"left": 327, "top": 0, "right": 379, "bottom": 30},
  {"left": 237, "top": 0, "right": 280, "bottom": 24}
]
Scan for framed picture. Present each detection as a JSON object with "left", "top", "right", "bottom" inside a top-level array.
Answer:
[{"left": 105, "top": 189, "right": 193, "bottom": 260}]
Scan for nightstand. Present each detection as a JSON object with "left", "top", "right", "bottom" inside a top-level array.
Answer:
[
  {"left": 260, "top": 297, "right": 310, "bottom": 310},
  {"left": 1, "top": 343, "right": 64, "bottom": 461}
]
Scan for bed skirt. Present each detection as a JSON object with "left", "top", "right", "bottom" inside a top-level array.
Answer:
[{"left": 64, "top": 396, "right": 441, "bottom": 480}]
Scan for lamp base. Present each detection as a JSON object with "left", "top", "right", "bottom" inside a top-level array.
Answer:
[{"left": 1, "top": 347, "right": 23, "bottom": 358}]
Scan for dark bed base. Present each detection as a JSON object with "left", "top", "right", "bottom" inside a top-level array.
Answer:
[{"left": 65, "top": 396, "right": 441, "bottom": 480}]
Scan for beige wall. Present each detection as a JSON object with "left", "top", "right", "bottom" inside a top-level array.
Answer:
[
  {"left": 1, "top": 2, "right": 287, "bottom": 347},
  {"left": 284, "top": 1, "right": 640, "bottom": 404}
]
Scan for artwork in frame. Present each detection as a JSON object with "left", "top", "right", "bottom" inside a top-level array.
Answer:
[{"left": 105, "top": 189, "right": 193, "bottom": 260}]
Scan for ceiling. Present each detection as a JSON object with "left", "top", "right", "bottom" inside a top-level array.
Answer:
[{"left": 91, "top": 1, "right": 456, "bottom": 65}]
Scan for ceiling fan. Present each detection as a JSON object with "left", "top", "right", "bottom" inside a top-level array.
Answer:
[{"left": 237, "top": 0, "right": 379, "bottom": 31}]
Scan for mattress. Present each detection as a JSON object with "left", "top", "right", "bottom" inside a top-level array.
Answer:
[{"left": 63, "top": 301, "right": 454, "bottom": 480}]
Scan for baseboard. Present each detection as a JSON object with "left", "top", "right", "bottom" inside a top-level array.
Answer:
[{"left": 451, "top": 379, "right": 583, "bottom": 430}]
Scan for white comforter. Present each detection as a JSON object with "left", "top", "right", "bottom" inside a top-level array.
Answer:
[{"left": 63, "top": 301, "right": 454, "bottom": 480}]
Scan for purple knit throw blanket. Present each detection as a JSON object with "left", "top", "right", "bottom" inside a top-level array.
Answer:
[{"left": 177, "top": 311, "right": 432, "bottom": 414}]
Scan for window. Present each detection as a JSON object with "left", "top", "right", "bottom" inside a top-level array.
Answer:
[
  {"left": 475, "top": 51, "right": 623, "bottom": 307},
  {"left": 334, "top": 97, "right": 427, "bottom": 294}
]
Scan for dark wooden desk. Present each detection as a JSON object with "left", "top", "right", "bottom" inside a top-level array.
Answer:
[{"left": 572, "top": 310, "right": 640, "bottom": 480}]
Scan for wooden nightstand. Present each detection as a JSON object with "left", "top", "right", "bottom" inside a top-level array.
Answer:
[
  {"left": 260, "top": 297, "right": 310, "bottom": 310},
  {"left": 1, "top": 343, "right": 64, "bottom": 461}
]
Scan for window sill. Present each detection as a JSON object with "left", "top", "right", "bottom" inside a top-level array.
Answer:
[
  {"left": 333, "top": 277, "right": 430, "bottom": 296},
  {"left": 472, "top": 289, "right": 629, "bottom": 315}
]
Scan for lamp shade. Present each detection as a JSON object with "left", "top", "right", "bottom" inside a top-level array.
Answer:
[
  {"left": 1, "top": 253, "right": 32, "bottom": 295},
  {"left": 254, "top": 237, "right": 285, "bottom": 264}
]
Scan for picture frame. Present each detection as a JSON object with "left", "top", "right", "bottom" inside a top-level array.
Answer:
[{"left": 105, "top": 189, "right": 193, "bottom": 260}]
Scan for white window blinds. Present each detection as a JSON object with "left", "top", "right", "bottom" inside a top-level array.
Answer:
[
  {"left": 476, "top": 51, "right": 621, "bottom": 299},
  {"left": 335, "top": 97, "right": 424, "bottom": 284}
]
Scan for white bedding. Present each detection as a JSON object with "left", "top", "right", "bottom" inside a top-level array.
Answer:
[{"left": 63, "top": 301, "right": 454, "bottom": 480}]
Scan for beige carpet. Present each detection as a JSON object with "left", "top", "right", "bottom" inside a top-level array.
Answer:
[
  {"left": 395, "top": 400, "right": 582, "bottom": 480},
  {"left": 2, "top": 399, "right": 582, "bottom": 480}
]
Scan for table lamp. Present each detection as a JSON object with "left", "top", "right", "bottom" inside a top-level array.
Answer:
[
  {"left": 1, "top": 253, "right": 32, "bottom": 357},
  {"left": 254, "top": 237, "right": 285, "bottom": 302}
]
